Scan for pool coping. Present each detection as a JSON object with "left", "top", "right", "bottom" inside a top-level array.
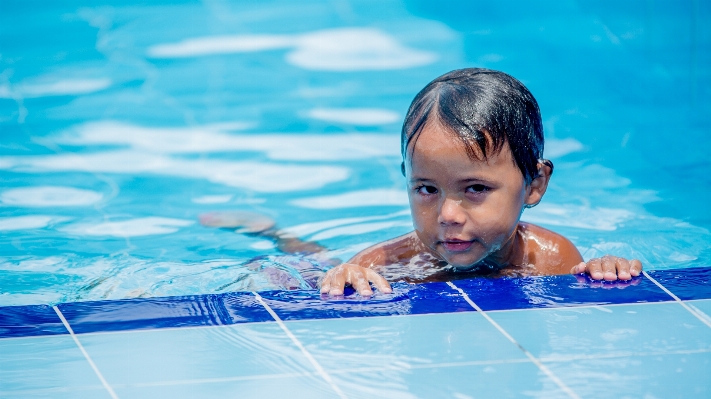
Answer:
[{"left": 1, "top": 267, "right": 710, "bottom": 339}]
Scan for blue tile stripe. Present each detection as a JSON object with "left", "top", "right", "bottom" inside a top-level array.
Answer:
[
  {"left": 1, "top": 266, "right": 709, "bottom": 339},
  {"left": 0, "top": 304, "right": 67, "bottom": 338},
  {"left": 57, "top": 292, "right": 274, "bottom": 335},
  {"left": 453, "top": 272, "right": 673, "bottom": 311}
]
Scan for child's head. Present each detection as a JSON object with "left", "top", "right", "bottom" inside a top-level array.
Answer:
[
  {"left": 401, "top": 68, "right": 545, "bottom": 182},
  {"left": 400, "top": 68, "right": 553, "bottom": 270}
]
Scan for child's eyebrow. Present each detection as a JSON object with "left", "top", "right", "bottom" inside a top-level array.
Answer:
[
  {"left": 408, "top": 177, "right": 496, "bottom": 185},
  {"left": 408, "top": 177, "right": 432, "bottom": 184},
  {"left": 460, "top": 177, "right": 495, "bottom": 184}
]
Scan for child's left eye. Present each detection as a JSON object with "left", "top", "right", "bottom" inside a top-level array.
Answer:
[{"left": 466, "top": 184, "right": 490, "bottom": 193}]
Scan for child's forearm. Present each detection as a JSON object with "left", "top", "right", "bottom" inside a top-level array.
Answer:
[{"left": 258, "top": 229, "right": 330, "bottom": 255}]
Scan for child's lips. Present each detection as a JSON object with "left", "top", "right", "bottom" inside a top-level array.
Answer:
[{"left": 441, "top": 239, "right": 474, "bottom": 252}]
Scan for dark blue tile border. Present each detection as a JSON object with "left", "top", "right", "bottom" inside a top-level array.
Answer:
[
  {"left": 0, "top": 304, "right": 67, "bottom": 338},
  {"left": 258, "top": 281, "right": 474, "bottom": 321},
  {"left": 454, "top": 273, "right": 673, "bottom": 311},
  {"left": 57, "top": 291, "right": 273, "bottom": 334},
  {"left": 1, "top": 266, "right": 709, "bottom": 339},
  {"left": 646, "top": 267, "right": 711, "bottom": 300}
]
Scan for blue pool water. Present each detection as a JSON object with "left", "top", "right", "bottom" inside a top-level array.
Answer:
[{"left": 1, "top": 0, "right": 710, "bottom": 397}]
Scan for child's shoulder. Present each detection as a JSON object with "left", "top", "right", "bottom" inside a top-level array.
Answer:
[
  {"left": 348, "top": 231, "right": 424, "bottom": 267},
  {"left": 519, "top": 222, "right": 583, "bottom": 274}
]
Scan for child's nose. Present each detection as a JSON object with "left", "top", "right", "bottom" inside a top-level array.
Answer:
[{"left": 438, "top": 197, "right": 466, "bottom": 226}]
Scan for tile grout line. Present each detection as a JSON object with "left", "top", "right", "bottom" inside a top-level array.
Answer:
[
  {"left": 52, "top": 306, "right": 119, "bottom": 399},
  {"left": 642, "top": 271, "right": 711, "bottom": 329},
  {"left": 446, "top": 282, "right": 581, "bottom": 399},
  {"left": 251, "top": 292, "right": 348, "bottom": 399}
]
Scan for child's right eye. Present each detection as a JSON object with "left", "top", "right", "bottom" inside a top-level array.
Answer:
[{"left": 416, "top": 185, "right": 438, "bottom": 195}]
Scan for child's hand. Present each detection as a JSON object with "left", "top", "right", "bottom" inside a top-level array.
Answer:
[
  {"left": 570, "top": 255, "right": 642, "bottom": 281},
  {"left": 320, "top": 263, "right": 392, "bottom": 296}
]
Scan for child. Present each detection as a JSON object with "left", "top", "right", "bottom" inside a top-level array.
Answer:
[{"left": 202, "top": 68, "right": 642, "bottom": 296}]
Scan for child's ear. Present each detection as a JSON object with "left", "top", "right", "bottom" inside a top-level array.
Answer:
[{"left": 524, "top": 159, "right": 553, "bottom": 208}]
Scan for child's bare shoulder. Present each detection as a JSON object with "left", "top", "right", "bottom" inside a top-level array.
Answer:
[
  {"left": 348, "top": 231, "right": 424, "bottom": 267},
  {"left": 519, "top": 222, "right": 583, "bottom": 274}
]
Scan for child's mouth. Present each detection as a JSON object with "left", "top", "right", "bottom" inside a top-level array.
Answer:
[{"left": 441, "top": 239, "right": 474, "bottom": 252}]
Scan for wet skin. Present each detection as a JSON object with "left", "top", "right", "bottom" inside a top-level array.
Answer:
[{"left": 320, "top": 121, "right": 642, "bottom": 296}]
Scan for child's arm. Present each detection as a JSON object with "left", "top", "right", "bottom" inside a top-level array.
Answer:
[
  {"left": 520, "top": 223, "right": 643, "bottom": 280},
  {"left": 199, "top": 211, "right": 329, "bottom": 255}
]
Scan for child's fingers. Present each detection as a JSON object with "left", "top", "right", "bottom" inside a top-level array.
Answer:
[
  {"left": 320, "top": 265, "right": 391, "bottom": 297},
  {"left": 366, "top": 269, "right": 392, "bottom": 294},
  {"left": 327, "top": 268, "right": 347, "bottom": 296},
  {"left": 570, "top": 262, "right": 586, "bottom": 275},
  {"left": 601, "top": 256, "right": 618, "bottom": 281},
  {"left": 615, "top": 258, "right": 631, "bottom": 280},
  {"left": 320, "top": 273, "right": 332, "bottom": 294},
  {"left": 587, "top": 258, "right": 603, "bottom": 280},
  {"left": 630, "top": 259, "right": 642, "bottom": 276},
  {"left": 348, "top": 268, "right": 373, "bottom": 296}
]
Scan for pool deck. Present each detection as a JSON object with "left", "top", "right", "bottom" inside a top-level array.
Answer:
[{"left": 2, "top": 267, "right": 710, "bottom": 398}]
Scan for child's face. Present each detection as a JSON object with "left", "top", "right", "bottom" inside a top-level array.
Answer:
[{"left": 406, "top": 122, "right": 535, "bottom": 269}]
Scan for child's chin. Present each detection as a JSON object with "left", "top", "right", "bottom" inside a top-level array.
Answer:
[
  {"left": 443, "top": 254, "right": 499, "bottom": 273},
  {"left": 443, "top": 256, "right": 484, "bottom": 271}
]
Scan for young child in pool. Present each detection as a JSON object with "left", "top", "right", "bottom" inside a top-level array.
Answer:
[{"left": 202, "top": 68, "right": 642, "bottom": 295}]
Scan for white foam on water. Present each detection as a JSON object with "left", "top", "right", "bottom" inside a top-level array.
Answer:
[
  {"left": 0, "top": 150, "right": 349, "bottom": 192},
  {"left": 61, "top": 217, "right": 194, "bottom": 237},
  {"left": 291, "top": 189, "right": 409, "bottom": 209},
  {"left": 147, "top": 35, "right": 295, "bottom": 57},
  {"left": 522, "top": 203, "right": 634, "bottom": 231},
  {"left": 306, "top": 108, "right": 400, "bottom": 125},
  {"left": 668, "top": 252, "right": 697, "bottom": 262},
  {"left": 0, "top": 215, "right": 71, "bottom": 231},
  {"left": 544, "top": 138, "right": 584, "bottom": 158},
  {"left": 147, "top": 28, "right": 437, "bottom": 71},
  {"left": 191, "top": 195, "right": 234, "bottom": 204},
  {"left": 0, "top": 186, "right": 103, "bottom": 207},
  {"left": 0, "top": 78, "right": 112, "bottom": 98},
  {"left": 250, "top": 240, "right": 276, "bottom": 250},
  {"left": 288, "top": 28, "right": 437, "bottom": 71},
  {"left": 57, "top": 121, "right": 400, "bottom": 160}
]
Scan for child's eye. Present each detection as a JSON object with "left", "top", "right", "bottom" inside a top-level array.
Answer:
[
  {"left": 416, "top": 185, "right": 438, "bottom": 195},
  {"left": 466, "top": 184, "right": 490, "bottom": 194}
]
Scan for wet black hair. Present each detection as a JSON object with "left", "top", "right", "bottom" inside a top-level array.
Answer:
[{"left": 401, "top": 68, "right": 549, "bottom": 183}]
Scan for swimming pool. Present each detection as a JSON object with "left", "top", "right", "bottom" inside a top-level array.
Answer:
[{"left": 1, "top": 0, "right": 710, "bottom": 397}]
